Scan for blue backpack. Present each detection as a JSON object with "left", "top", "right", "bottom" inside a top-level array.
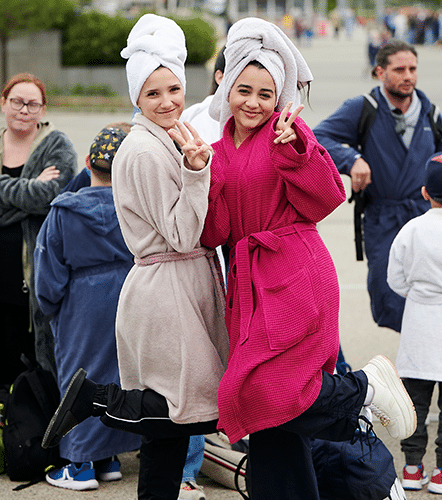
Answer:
[{"left": 312, "top": 432, "right": 404, "bottom": 500}]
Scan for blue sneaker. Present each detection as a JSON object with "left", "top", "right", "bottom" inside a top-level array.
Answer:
[
  {"left": 46, "top": 462, "right": 99, "bottom": 490},
  {"left": 95, "top": 455, "right": 122, "bottom": 482}
]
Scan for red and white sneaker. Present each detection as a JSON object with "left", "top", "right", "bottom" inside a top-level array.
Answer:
[
  {"left": 428, "top": 467, "right": 442, "bottom": 494},
  {"left": 402, "top": 464, "right": 429, "bottom": 490}
]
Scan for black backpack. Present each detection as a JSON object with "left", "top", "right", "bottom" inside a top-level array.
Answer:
[{"left": 2, "top": 355, "right": 63, "bottom": 490}]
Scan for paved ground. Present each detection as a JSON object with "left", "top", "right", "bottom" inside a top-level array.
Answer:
[{"left": 2, "top": 25, "right": 442, "bottom": 498}]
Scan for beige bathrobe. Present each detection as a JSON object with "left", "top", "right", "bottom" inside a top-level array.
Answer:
[{"left": 112, "top": 113, "right": 229, "bottom": 424}]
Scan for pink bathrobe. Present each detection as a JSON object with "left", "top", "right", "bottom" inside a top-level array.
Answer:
[{"left": 201, "top": 112, "right": 346, "bottom": 442}]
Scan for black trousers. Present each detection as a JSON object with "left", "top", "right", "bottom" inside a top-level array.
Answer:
[
  {"left": 249, "top": 369, "right": 368, "bottom": 500},
  {"left": 0, "top": 302, "right": 34, "bottom": 396},
  {"left": 100, "top": 385, "right": 217, "bottom": 499},
  {"left": 401, "top": 378, "right": 442, "bottom": 468},
  {"left": 137, "top": 435, "right": 189, "bottom": 500},
  {"left": 99, "top": 370, "right": 367, "bottom": 500}
]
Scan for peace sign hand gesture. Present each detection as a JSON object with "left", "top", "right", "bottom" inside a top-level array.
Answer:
[
  {"left": 274, "top": 103, "right": 304, "bottom": 145},
  {"left": 168, "top": 120, "right": 212, "bottom": 171}
]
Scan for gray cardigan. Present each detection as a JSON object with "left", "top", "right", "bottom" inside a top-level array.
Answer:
[{"left": 0, "top": 121, "right": 77, "bottom": 374}]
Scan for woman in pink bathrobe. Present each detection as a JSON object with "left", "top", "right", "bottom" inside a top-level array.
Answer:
[
  {"left": 171, "top": 17, "right": 417, "bottom": 500},
  {"left": 43, "top": 17, "right": 416, "bottom": 500}
]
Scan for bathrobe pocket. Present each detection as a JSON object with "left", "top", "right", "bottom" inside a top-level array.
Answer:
[{"left": 258, "top": 266, "right": 319, "bottom": 351}]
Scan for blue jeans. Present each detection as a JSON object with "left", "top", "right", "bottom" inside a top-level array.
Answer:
[{"left": 182, "top": 435, "right": 205, "bottom": 482}]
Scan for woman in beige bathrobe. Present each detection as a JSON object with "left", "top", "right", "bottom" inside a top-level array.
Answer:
[
  {"left": 112, "top": 15, "right": 229, "bottom": 500},
  {"left": 41, "top": 14, "right": 229, "bottom": 500},
  {"left": 112, "top": 88, "right": 228, "bottom": 500}
]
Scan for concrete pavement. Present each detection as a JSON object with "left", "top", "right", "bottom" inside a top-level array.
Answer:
[{"left": 1, "top": 25, "right": 442, "bottom": 498}]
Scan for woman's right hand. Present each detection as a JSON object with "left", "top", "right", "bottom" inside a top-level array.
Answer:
[
  {"left": 168, "top": 120, "right": 212, "bottom": 171},
  {"left": 36, "top": 166, "right": 60, "bottom": 182},
  {"left": 274, "top": 102, "right": 304, "bottom": 144}
]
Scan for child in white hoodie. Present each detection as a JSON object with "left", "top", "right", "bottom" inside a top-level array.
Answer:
[{"left": 388, "top": 152, "right": 442, "bottom": 494}]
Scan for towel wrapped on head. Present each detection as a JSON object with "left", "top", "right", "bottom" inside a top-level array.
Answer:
[
  {"left": 120, "top": 14, "right": 187, "bottom": 108},
  {"left": 209, "top": 17, "right": 313, "bottom": 131}
]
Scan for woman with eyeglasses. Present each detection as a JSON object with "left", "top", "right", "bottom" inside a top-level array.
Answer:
[{"left": 0, "top": 73, "right": 76, "bottom": 400}]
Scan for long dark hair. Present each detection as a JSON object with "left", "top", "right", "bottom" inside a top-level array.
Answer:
[{"left": 210, "top": 47, "right": 226, "bottom": 95}]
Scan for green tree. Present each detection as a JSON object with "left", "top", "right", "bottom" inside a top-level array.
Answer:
[{"left": 0, "top": 0, "right": 75, "bottom": 87}]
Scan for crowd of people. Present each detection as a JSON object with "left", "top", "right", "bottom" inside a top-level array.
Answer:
[
  {"left": 365, "top": 7, "right": 442, "bottom": 73},
  {"left": 1, "top": 10, "right": 442, "bottom": 500},
  {"left": 383, "top": 7, "right": 442, "bottom": 46}
]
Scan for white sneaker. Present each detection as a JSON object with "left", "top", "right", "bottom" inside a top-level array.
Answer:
[
  {"left": 362, "top": 355, "right": 416, "bottom": 440},
  {"left": 358, "top": 406, "right": 373, "bottom": 433},
  {"left": 179, "top": 481, "right": 206, "bottom": 500}
]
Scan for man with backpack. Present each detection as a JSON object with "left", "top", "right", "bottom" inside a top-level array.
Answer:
[{"left": 313, "top": 39, "right": 442, "bottom": 334}]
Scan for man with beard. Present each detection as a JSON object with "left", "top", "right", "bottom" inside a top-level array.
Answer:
[{"left": 314, "top": 40, "right": 442, "bottom": 334}]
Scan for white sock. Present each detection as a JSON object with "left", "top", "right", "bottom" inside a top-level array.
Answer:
[{"left": 364, "top": 384, "right": 374, "bottom": 406}]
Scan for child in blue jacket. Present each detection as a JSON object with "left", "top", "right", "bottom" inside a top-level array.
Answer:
[{"left": 34, "top": 125, "right": 141, "bottom": 491}]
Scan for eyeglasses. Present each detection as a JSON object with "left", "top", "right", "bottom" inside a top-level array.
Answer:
[{"left": 8, "top": 98, "right": 43, "bottom": 114}]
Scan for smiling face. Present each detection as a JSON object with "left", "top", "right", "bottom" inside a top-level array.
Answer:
[
  {"left": 136, "top": 67, "right": 185, "bottom": 131},
  {"left": 228, "top": 64, "right": 277, "bottom": 145},
  {"left": 0, "top": 82, "right": 46, "bottom": 135},
  {"left": 377, "top": 50, "right": 417, "bottom": 100}
]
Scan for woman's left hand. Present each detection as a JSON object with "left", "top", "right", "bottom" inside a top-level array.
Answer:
[
  {"left": 274, "top": 103, "right": 304, "bottom": 144},
  {"left": 168, "top": 120, "right": 212, "bottom": 171}
]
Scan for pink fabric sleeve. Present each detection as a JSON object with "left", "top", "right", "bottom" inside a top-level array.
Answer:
[
  {"left": 200, "top": 147, "right": 231, "bottom": 249},
  {"left": 269, "top": 115, "right": 346, "bottom": 223}
]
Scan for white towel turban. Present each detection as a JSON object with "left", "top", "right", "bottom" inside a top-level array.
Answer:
[
  {"left": 121, "top": 14, "right": 187, "bottom": 108},
  {"left": 209, "top": 17, "right": 313, "bottom": 130}
]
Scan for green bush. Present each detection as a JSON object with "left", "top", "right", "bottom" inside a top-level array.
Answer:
[
  {"left": 62, "top": 11, "right": 133, "bottom": 66},
  {"left": 174, "top": 16, "right": 217, "bottom": 65},
  {"left": 61, "top": 11, "right": 216, "bottom": 67}
]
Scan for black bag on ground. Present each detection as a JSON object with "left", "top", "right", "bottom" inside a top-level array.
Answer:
[{"left": 2, "top": 354, "right": 63, "bottom": 489}]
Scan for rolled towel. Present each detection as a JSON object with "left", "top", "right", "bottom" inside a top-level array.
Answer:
[
  {"left": 121, "top": 14, "right": 187, "bottom": 107},
  {"left": 209, "top": 17, "right": 313, "bottom": 131}
]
